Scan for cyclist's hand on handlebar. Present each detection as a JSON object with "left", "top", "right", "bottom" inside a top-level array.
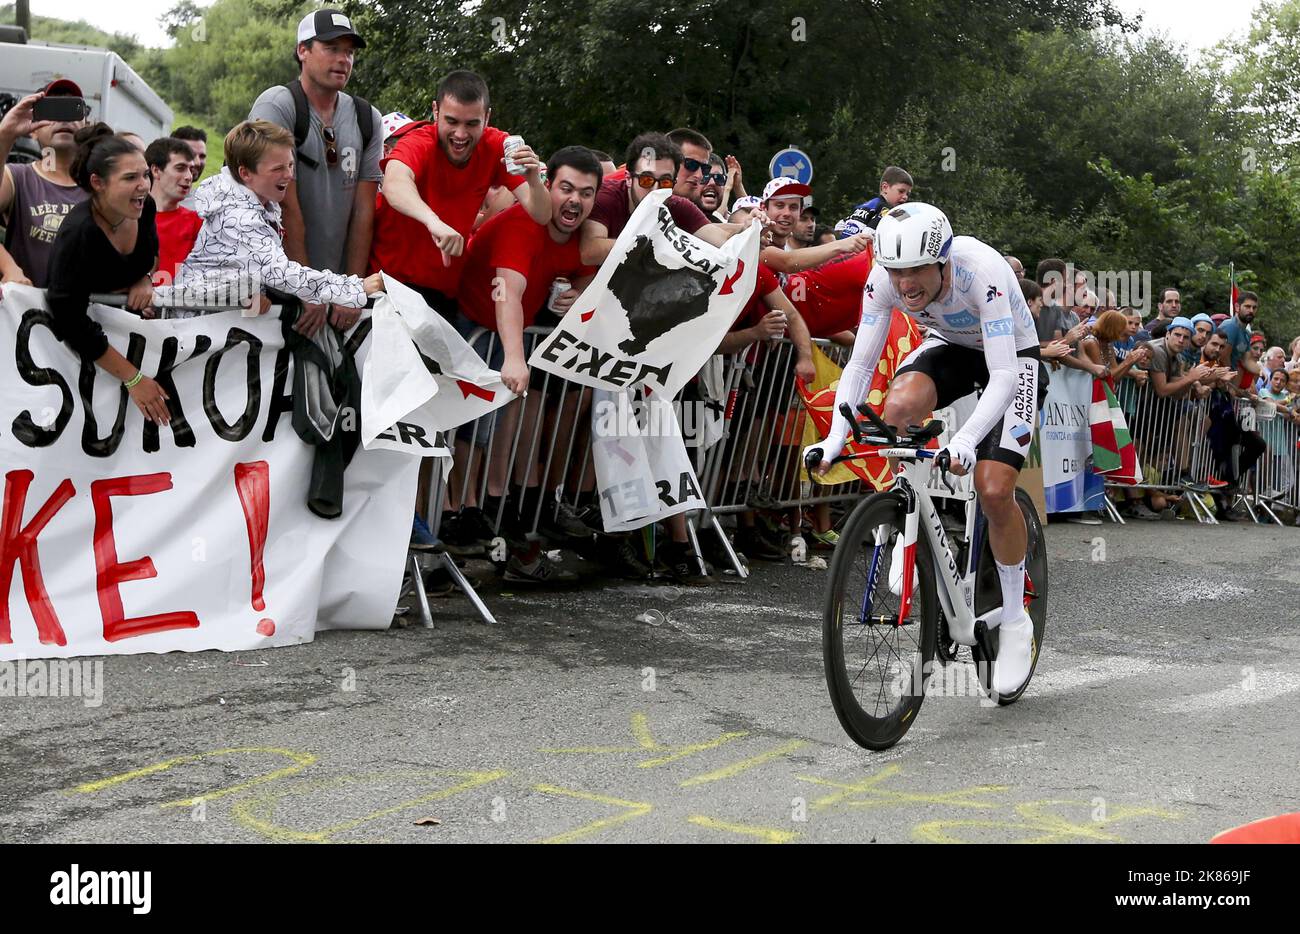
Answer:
[
  {"left": 804, "top": 442, "right": 834, "bottom": 477},
  {"left": 937, "top": 439, "right": 976, "bottom": 477}
]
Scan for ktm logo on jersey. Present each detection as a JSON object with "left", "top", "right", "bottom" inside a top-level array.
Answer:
[{"left": 986, "top": 285, "right": 1003, "bottom": 302}]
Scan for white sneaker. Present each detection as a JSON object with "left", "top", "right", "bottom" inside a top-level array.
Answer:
[
  {"left": 992, "top": 610, "right": 1035, "bottom": 696},
  {"left": 887, "top": 535, "right": 919, "bottom": 596}
]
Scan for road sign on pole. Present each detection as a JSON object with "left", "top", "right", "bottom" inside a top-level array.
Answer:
[{"left": 769, "top": 146, "right": 813, "bottom": 185}]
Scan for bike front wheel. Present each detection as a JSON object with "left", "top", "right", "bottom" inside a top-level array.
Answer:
[{"left": 823, "top": 492, "right": 938, "bottom": 750}]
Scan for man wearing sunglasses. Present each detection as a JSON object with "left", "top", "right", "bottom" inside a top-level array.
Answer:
[
  {"left": 249, "top": 10, "right": 383, "bottom": 337},
  {"left": 580, "top": 131, "right": 739, "bottom": 266},
  {"left": 666, "top": 128, "right": 713, "bottom": 206},
  {"left": 698, "top": 153, "right": 729, "bottom": 221}
]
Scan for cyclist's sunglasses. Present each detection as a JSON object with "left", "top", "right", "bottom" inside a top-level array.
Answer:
[
  {"left": 633, "top": 172, "right": 675, "bottom": 190},
  {"left": 322, "top": 126, "right": 338, "bottom": 166}
]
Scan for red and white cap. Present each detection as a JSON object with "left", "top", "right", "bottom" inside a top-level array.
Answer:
[
  {"left": 762, "top": 177, "right": 812, "bottom": 203},
  {"left": 381, "top": 112, "right": 414, "bottom": 141}
]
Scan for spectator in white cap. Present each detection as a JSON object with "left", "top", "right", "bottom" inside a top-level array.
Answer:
[
  {"left": 248, "top": 8, "right": 382, "bottom": 336},
  {"left": 381, "top": 112, "right": 416, "bottom": 155},
  {"left": 758, "top": 177, "right": 869, "bottom": 274},
  {"left": 727, "top": 195, "right": 760, "bottom": 224}
]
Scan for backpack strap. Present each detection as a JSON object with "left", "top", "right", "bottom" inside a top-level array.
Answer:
[
  {"left": 282, "top": 81, "right": 318, "bottom": 170},
  {"left": 351, "top": 94, "right": 374, "bottom": 152}
]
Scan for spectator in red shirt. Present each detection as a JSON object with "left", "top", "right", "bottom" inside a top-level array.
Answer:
[
  {"left": 146, "top": 137, "right": 202, "bottom": 288},
  {"left": 457, "top": 146, "right": 600, "bottom": 391},
  {"left": 580, "top": 131, "right": 740, "bottom": 266},
  {"left": 448, "top": 146, "right": 606, "bottom": 585},
  {"left": 785, "top": 249, "right": 874, "bottom": 345},
  {"left": 368, "top": 70, "right": 551, "bottom": 317}
]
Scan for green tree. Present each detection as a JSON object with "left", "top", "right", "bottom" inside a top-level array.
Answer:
[{"left": 139, "top": 0, "right": 311, "bottom": 135}]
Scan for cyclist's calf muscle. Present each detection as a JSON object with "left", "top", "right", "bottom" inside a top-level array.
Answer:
[{"left": 976, "top": 461, "right": 1027, "bottom": 565}]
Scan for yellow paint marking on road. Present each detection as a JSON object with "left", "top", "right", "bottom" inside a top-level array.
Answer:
[
  {"left": 539, "top": 711, "right": 748, "bottom": 767},
  {"left": 639, "top": 731, "right": 749, "bottom": 768},
  {"left": 913, "top": 799, "right": 1181, "bottom": 844},
  {"left": 231, "top": 769, "right": 508, "bottom": 843},
  {"left": 538, "top": 712, "right": 664, "bottom": 754},
  {"left": 533, "top": 784, "right": 653, "bottom": 844},
  {"left": 680, "top": 740, "right": 808, "bottom": 787},
  {"left": 65, "top": 747, "right": 317, "bottom": 808},
  {"left": 686, "top": 815, "right": 798, "bottom": 844},
  {"left": 630, "top": 712, "right": 659, "bottom": 749},
  {"left": 797, "top": 764, "right": 1008, "bottom": 811}
]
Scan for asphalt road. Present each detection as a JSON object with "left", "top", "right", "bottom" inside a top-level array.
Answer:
[{"left": 2, "top": 519, "right": 1297, "bottom": 844}]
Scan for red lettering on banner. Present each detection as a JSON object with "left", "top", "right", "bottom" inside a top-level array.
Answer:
[
  {"left": 718, "top": 260, "right": 746, "bottom": 295},
  {"left": 233, "top": 461, "right": 274, "bottom": 636},
  {"left": 91, "top": 473, "right": 200, "bottom": 642},
  {"left": 456, "top": 380, "right": 496, "bottom": 402},
  {"left": 580, "top": 309, "right": 596, "bottom": 322},
  {"left": 0, "top": 470, "right": 74, "bottom": 645}
]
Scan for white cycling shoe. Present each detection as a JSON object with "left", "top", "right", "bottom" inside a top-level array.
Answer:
[
  {"left": 888, "top": 536, "right": 919, "bottom": 596},
  {"left": 992, "top": 609, "right": 1036, "bottom": 696}
]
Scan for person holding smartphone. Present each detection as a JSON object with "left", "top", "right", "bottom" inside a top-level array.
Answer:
[{"left": 0, "top": 79, "right": 90, "bottom": 287}]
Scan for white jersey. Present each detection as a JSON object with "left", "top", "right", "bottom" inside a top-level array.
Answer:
[
  {"left": 821, "top": 236, "right": 1038, "bottom": 458},
  {"left": 861, "top": 236, "right": 1037, "bottom": 351}
]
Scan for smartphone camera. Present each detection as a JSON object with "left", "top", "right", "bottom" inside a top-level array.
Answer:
[{"left": 33, "top": 96, "right": 90, "bottom": 123}]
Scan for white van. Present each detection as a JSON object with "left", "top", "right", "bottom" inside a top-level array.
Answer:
[{"left": 0, "top": 40, "right": 173, "bottom": 141}]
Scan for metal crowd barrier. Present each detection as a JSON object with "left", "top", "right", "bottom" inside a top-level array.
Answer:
[
  {"left": 412, "top": 328, "right": 1300, "bottom": 622},
  {"left": 1099, "top": 371, "right": 1300, "bottom": 525}
]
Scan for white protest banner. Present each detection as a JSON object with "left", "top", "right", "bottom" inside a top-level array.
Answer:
[
  {"left": 529, "top": 189, "right": 759, "bottom": 398},
  {"left": 0, "top": 284, "right": 419, "bottom": 659},
  {"left": 361, "top": 274, "right": 514, "bottom": 461},
  {"left": 590, "top": 389, "right": 705, "bottom": 533}
]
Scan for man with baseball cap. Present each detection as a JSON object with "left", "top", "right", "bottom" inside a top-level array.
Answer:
[
  {"left": 0, "top": 78, "right": 89, "bottom": 288},
  {"left": 759, "top": 177, "right": 869, "bottom": 275},
  {"left": 248, "top": 8, "right": 382, "bottom": 336},
  {"left": 1179, "top": 312, "right": 1216, "bottom": 366}
]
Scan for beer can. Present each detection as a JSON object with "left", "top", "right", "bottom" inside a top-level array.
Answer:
[
  {"left": 503, "top": 135, "right": 528, "bottom": 176},
  {"left": 547, "top": 278, "right": 571, "bottom": 313}
]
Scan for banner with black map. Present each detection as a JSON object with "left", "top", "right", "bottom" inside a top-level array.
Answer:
[{"left": 528, "top": 189, "right": 759, "bottom": 398}]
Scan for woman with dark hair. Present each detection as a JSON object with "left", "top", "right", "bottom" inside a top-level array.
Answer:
[{"left": 46, "top": 122, "right": 170, "bottom": 424}]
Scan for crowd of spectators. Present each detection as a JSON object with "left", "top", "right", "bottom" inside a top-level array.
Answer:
[
  {"left": 2, "top": 7, "right": 1295, "bottom": 602},
  {"left": 1009, "top": 264, "right": 1300, "bottom": 524}
]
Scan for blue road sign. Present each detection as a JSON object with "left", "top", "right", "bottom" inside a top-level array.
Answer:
[{"left": 769, "top": 146, "right": 813, "bottom": 185}]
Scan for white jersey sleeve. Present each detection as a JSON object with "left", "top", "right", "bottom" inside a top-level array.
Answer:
[
  {"left": 821, "top": 264, "right": 896, "bottom": 455},
  {"left": 949, "top": 251, "right": 1026, "bottom": 455}
]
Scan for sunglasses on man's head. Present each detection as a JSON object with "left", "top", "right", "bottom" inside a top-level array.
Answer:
[
  {"left": 633, "top": 172, "right": 675, "bottom": 190},
  {"left": 681, "top": 157, "right": 708, "bottom": 175},
  {"left": 322, "top": 126, "right": 338, "bottom": 166}
]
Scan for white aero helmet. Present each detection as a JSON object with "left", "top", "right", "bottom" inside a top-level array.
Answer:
[{"left": 874, "top": 202, "right": 953, "bottom": 268}]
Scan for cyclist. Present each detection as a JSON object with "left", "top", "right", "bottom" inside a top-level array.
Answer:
[{"left": 806, "top": 203, "right": 1046, "bottom": 696}]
